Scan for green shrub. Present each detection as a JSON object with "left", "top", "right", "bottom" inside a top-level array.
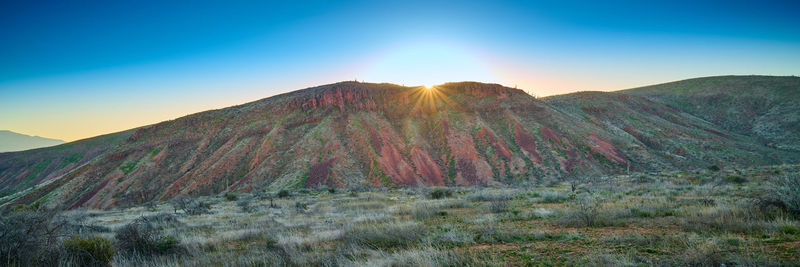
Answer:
[
  {"left": 63, "top": 235, "right": 116, "bottom": 266},
  {"left": 780, "top": 225, "right": 799, "bottom": 235},
  {"left": 429, "top": 188, "right": 453, "bottom": 199},
  {"left": 224, "top": 193, "right": 238, "bottom": 201},
  {"left": 708, "top": 165, "right": 721, "bottom": 171},
  {"left": 277, "top": 190, "right": 290, "bottom": 198},
  {"left": 722, "top": 175, "right": 747, "bottom": 184}
]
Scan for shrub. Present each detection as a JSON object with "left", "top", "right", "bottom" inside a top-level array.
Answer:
[
  {"left": 114, "top": 218, "right": 183, "bottom": 256},
  {"left": 0, "top": 210, "right": 64, "bottom": 266},
  {"left": 558, "top": 194, "right": 603, "bottom": 227},
  {"left": 708, "top": 165, "right": 721, "bottom": 171},
  {"left": 237, "top": 199, "right": 254, "bottom": 212},
  {"left": 224, "top": 193, "right": 238, "bottom": 201},
  {"left": 488, "top": 200, "right": 509, "bottom": 213},
  {"left": 768, "top": 172, "right": 800, "bottom": 215},
  {"left": 170, "top": 196, "right": 212, "bottom": 215},
  {"left": 722, "top": 175, "right": 747, "bottom": 184},
  {"left": 63, "top": 235, "right": 116, "bottom": 266},
  {"left": 277, "top": 190, "right": 291, "bottom": 198},
  {"left": 295, "top": 201, "right": 308, "bottom": 212},
  {"left": 429, "top": 188, "right": 452, "bottom": 199}
]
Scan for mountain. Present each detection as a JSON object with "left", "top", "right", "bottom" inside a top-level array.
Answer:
[
  {"left": 0, "top": 130, "right": 66, "bottom": 152},
  {"left": 1, "top": 77, "right": 798, "bottom": 209}
]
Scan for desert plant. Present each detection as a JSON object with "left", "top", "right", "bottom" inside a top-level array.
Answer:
[
  {"left": 429, "top": 188, "right": 452, "bottom": 199},
  {"left": 114, "top": 218, "right": 183, "bottom": 256},
  {"left": 0, "top": 210, "right": 65, "bottom": 266},
  {"left": 237, "top": 199, "right": 254, "bottom": 212},
  {"left": 768, "top": 172, "right": 800, "bottom": 215},
  {"left": 170, "top": 196, "right": 212, "bottom": 215},
  {"left": 561, "top": 194, "right": 603, "bottom": 227},
  {"left": 63, "top": 235, "right": 116, "bottom": 266},
  {"left": 488, "top": 199, "right": 509, "bottom": 213}
]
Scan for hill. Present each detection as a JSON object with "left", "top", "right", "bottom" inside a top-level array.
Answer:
[
  {"left": 0, "top": 130, "right": 65, "bottom": 152},
  {"left": 623, "top": 75, "right": 800, "bottom": 151},
  {"left": 1, "top": 78, "right": 797, "bottom": 209}
]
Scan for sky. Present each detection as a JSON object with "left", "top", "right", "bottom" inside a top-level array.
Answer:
[{"left": 1, "top": 0, "right": 799, "bottom": 142}]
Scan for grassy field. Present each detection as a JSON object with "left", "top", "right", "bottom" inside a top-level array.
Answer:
[{"left": 3, "top": 165, "right": 800, "bottom": 266}]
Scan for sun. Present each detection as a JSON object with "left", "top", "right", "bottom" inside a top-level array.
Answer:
[{"left": 423, "top": 84, "right": 434, "bottom": 89}]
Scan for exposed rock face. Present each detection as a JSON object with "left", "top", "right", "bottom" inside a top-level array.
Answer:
[{"left": 1, "top": 78, "right": 798, "bottom": 209}]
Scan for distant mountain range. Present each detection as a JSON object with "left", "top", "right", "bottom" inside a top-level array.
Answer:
[
  {"left": 0, "top": 130, "right": 65, "bottom": 153},
  {"left": 1, "top": 75, "right": 798, "bottom": 209}
]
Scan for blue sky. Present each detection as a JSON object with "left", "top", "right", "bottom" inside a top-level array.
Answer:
[{"left": 1, "top": 0, "right": 799, "bottom": 141}]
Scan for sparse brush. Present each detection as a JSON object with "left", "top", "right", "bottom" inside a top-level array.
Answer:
[
  {"left": 114, "top": 218, "right": 185, "bottom": 257},
  {"left": 170, "top": 196, "right": 212, "bottom": 215},
  {"left": 343, "top": 222, "right": 425, "bottom": 250},
  {"left": 429, "top": 187, "right": 453, "bottom": 199},
  {"left": 466, "top": 191, "right": 512, "bottom": 202},
  {"left": 0, "top": 210, "right": 65, "bottom": 266},
  {"left": 237, "top": 198, "right": 254, "bottom": 212},
  {"left": 63, "top": 235, "right": 116, "bottom": 266},
  {"left": 488, "top": 199, "right": 509, "bottom": 213},
  {"left": 767, "top": 172, "right": 800, "bottom": 215}
]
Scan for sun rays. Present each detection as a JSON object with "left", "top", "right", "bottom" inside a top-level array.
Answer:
[{"left": 408, "top": 84, "right": 456, "bottom": 114}]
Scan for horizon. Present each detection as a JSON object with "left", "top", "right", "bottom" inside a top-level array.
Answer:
[{"left": 2, "top": 0, "right": 800, "bottom": 142}]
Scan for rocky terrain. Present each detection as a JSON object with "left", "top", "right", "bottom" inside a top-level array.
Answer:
[{"left": 1, "top": 75, "right": 798, "bottom": 209}]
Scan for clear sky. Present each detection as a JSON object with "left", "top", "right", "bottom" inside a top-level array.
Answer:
[{"left": 1, "top": 0, "right": 799, "bottom": 142}]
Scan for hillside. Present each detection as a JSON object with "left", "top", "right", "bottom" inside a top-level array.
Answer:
[
  {"left": 0, "top": 130, "right": 65, "bottom": 152},
  {"left": 1, "top": 78, "right": 797, "bottom": 209},
  {"left": 623, "top": 75, "right": 800, "bottom": 151}
]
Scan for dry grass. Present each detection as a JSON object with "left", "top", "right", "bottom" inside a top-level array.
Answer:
[{"left": 4, "top": 165, "right": 799, "bottom": 266}]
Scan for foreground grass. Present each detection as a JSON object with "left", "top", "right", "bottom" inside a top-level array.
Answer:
[{"left": 9, "top": 165, "right": 800, "bottom": 266}]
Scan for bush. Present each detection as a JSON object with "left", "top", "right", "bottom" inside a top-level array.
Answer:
[
  {"left": 708, "top": 165, "right": 721, "bottom": 171},
  {"left": 224, "top": 193, "right": 238, "bottom": 201},
  {"left": 237, "top": 199, "right": 254, "bottom": 212},
  {"left": 722, "top": 175, "right": 748, "bottom": 184},
  {"left": 559, "top": 194, "right": 603, "bottom": 227},
  {"left": 0, "top": 210, "right": 64, "bottom": 266},
  {"left": 63, "top": 235, "right": 116, "bottom": 266},
  {"left": 488, "top": 200, "right": 509, "bottom": 213},
  {"left": 114, "top": 218, "right": 183, "bottom": 256},
  {"left": 429, "top": 188, "right": 452, "bottom": 199},
  {"left": 170, "top": 196, "right": 212, "bottom": 215},
  {"left": 277, "top": 190, "right": 291, "bottom": 198},
  {"left": 768, "top": 172, "right": 800, "bottom": 215}
]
